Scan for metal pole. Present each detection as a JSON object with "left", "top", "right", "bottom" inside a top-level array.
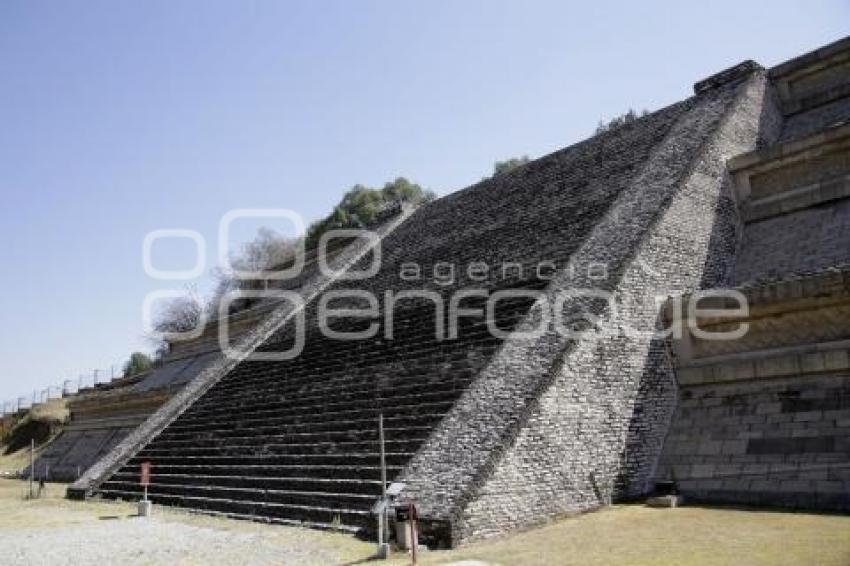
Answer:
[
  {"left": 379, "top": 413, "right": 387, "bottom": 498},
  {"left": 378, "top": 412, "right": 388, "bottom": 553},
  {"left": 377, "top": 506, "right": 385, "bottom": 550},
  {"left": 29, "top": 439, "right": 34, "bottom": 498},
  {"left": 410, "top": 502, "right": 417, "bottom": 565}
]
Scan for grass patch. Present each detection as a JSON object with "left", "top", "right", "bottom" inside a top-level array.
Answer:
[
  {"left": 391, "top": 505, "right": 850, "bottom": 566},
  {"left": 0, "top": 480, "right": 846, "bottom": 565}
]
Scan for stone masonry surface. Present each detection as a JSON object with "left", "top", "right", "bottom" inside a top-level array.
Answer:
[
  {"left": 438, "top": 72, "right": 778, "bottom": 543},
  {"left": 70, "top": 209, "right": 411, "bottom": 498},
  {"left": 656, "top": 372, "right": 850, "bottom": 512},
  {"left": 655, "top": 35, "right": 850, "bottom": 517},
  {"left": 66, "top": 36, "right": 850, "bottom": 548}
]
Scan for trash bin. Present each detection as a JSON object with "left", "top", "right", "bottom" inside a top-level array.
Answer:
[{"left": 394, "top": 503, "right": 418, "bottom": 550}]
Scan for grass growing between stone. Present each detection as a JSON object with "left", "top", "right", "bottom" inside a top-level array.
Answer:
[{"left": 0, "top": 480, "right": 847, "bottom": 565}]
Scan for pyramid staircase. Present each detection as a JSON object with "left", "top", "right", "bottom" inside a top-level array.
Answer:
[
  {"left": 95, "top": 281, "right": 543, "bottom": 530},
  {"left": 73, "top": 62, "right": 713, "bottom": 543}
]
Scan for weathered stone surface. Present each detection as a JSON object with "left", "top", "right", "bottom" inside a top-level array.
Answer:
[
  {"left": 69, "top": 210, "right": 411, "bottom": 499},
  {"left": 655, "top": 37, "right": 850, "bottom": 517},
  {"left": 61, "top": 36, "right": 850, "bottom": 547},
  {"left": 432, "top": 72, "right": 775, "bottom": 544}
]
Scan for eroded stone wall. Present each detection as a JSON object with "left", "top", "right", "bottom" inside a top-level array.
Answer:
[
  {"left": 654, "top": 35, "right": 850, "bottom": 518},
  {"left": 454, "top": 73, "right": 778, "bottom": 542},
  {"left": 657, "top": 368, "right": 850, "bottom": 511},
  {"left": 394, "top": 68, "right": 781, "bottom": 544}
]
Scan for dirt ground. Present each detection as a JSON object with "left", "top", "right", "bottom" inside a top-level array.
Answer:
[{"left": 0, "top": 480, "right": 847, "bottom": 565}]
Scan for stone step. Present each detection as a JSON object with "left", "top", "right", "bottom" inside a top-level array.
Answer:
[
  {"left": 138, "top": 437, "right": 428, "bottom": 457},
  {"left": 249, "top": 320, "right": 505, "bottom": 355},
  {"left": 189, "top": 375, "right": 472, "bottom": 412},
  {"left": 189, "top": 374, "right": 475, "bottom": 415},
  {"left": 163, "top": 400, "right": 455, "bottom": 433},
  {"left": 205, "top": 349, "right": 496, "bottom": 402},
  {"left": 176, "top": 388, "right": 464, "bottom": 425},
  {"left": 176, "top": 506, "right": 363, "bottom": 533},
  {"left": 97, "top": 489, "right": 370, "bottom": 528},
  {"left": 101, "top": 480, "right": 376, "bottom": 509},
  {"left": 209, "top": 351, "right": 493, "bottom": 397},
  {"left": 117, "top": 463, "right": 401, "bottom": 481},
  {"left": 111, "top": 472, "right": 383, "bottom": 494},
  {"left": 149, "top": 425, "right": 433, "bottom": 449},
  {"left": 125, "top": 452, "right": 412, "bottom": 468},
  {"left": 211, "top": 325, "right": 516, "bottom": 388},
  {"left": 156, "top": 413, "right": 444, "bottom": 441}
]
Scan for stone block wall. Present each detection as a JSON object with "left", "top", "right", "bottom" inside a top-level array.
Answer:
[
  {"left": 657, "top": 268, "right": 850, "bottom": 512},
  {"left": 657, "top": 369, "right": 850, "bottom": 511},
  {"left": 731, "top": 36, "right": 850, "bottom": 286},
  {"left": 730, "top": 125, "right": 850, "bottom": 285},
  {"left": 656, "top": 37, "right": 850, "bottom": 513}
]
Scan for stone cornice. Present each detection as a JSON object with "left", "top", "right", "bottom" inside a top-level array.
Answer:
[
  {"left": 769, "top": 35, "right": 850, "bottom": 116},
  {"left": 726, "top": 123, "right": 850, "bottom": 220},
  {"left": 664, "top": 267, "right": 850, "bottom": 325}
]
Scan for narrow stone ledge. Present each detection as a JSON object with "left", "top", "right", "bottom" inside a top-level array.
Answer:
[
  {"left": 769, "top": 35, "right": 850, "bottom": 117},
  {"left": 727, "top": 123, "right": 850, "bottom": 215},
  {"left": 677, "top": 343, "right": 850, "bottom": 385},
  {"left": 769, "top": 35, "right": 850, "bottom": 80},
  {"left": 742, "top": 174, "right": 850, "bottom": 222},
  {"left": 728, "top": 122, "right": 850, "bottom": 173}
]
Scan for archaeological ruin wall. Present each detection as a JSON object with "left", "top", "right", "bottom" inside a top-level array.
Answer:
[
  {"left": 655, "top": 36, "right": 850, "bottom": 513},
  {"left": 58, "top": 36, "right": 850, "bottom": 548}
]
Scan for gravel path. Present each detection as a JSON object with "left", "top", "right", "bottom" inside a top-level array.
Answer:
[{"left": 0, "top": 517, "right": 347, "bottom": 566}]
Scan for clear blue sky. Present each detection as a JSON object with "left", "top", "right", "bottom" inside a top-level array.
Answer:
[{"left": 0, "top": 1, "right": 847, "bottom": 403}]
